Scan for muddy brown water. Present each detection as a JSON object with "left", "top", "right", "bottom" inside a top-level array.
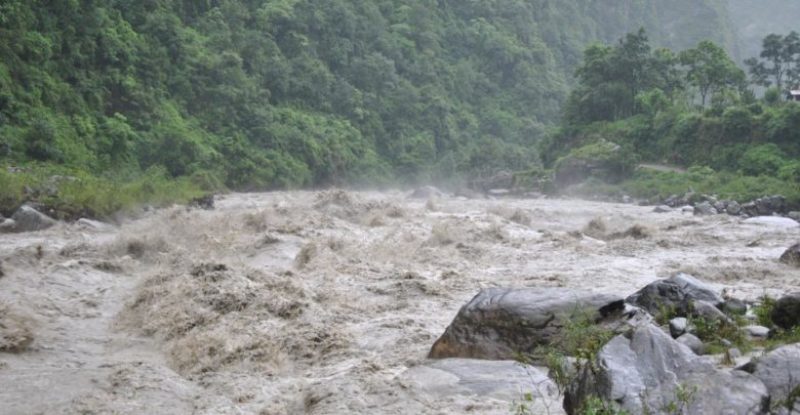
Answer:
[{"left": 0, "top": 191, "right": 797, "bottom": 414}]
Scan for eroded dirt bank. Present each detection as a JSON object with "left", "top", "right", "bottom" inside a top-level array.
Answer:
[{"left": 0, "top": 191, "right": 798, "bottom": 414}]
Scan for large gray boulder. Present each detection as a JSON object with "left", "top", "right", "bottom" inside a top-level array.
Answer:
[
  {"left": 676, "top": 333, "right": 705, "bottom": 355},
  {"left": 429, "top": 288, "right": 632, "bottom": 360},
  {"left": 744, "top": 344, "right": 800, "bottom": 413},
  {"left": 780, "top": 243, "right": 800, "bottom": 268},
  {"left": 727, "top": 201, "right": 742, "bottom": 215},
  {"left": 626, "top": 273, "right": 724, "bottom": 317},
  {"left": 755, "top": 195, "right": 787, "bottom": 215},
  {"left": 9, "top": 205, "right": 56, "bottom": 232},
  {"left": 694, "top": 201, "right": 718, "bottom": 216},
  {"left": 692, "top": 299, "right": 732, "bottom": 324},
  {"left": 771, "top": 292, "right": 800, "bottom": 330},
  {"left": 564, "top": 324, "right": 769, "bottom": 414}
]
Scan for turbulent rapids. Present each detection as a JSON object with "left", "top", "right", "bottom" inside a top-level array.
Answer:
[{"left": 0, "top": 190, "right": 798, "bottom": 414}]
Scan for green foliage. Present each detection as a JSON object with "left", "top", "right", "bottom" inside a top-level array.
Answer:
[
  {"left": 618, "top": 169, "right": 800, "bottom": 206},
  {"left": 0, "top": 165, "right": 205, "bottom": 220},
  {"left": 580, "top": 396, "right": 629, "bottom": 415},
  {"left": 0, "top": 0, "right": 741, "bottom": 195},
  {"left": 689, "top": 315, "right": 750, "bottom": 354},
  {"left": 753, "top": 295, "right": 777, "bottom": 328},
  {"left": 740, "top": 144, "right": 788, "bottom": 176},
  {"left": 543, "top": 30, "right": 800, "bottom": 206},
  {"left": 679, "top": 40, "right": 745, "bottom": 107}
]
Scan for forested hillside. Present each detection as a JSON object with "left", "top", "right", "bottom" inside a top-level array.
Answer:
[
  {"left": 0, "top": 0, "right": 737, "bottom": 194},
  {"left": 540, "top": 28, "right": 800, "bottom": 206}
]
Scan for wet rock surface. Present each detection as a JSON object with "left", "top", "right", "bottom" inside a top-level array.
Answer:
[
  {"left": 564, "top": 324, "right": 769, "bottom": 415},
  {"left": 780, "top": 243, "right": 800, "bottom": 267},
  {"left": 626, "top": 273, "right": 724, "bottom": 317},
  {"left": 429, "top": 288, "right": 626, "bottom": 360},
  {"left": 8, "top": 205, "right": 57, "bottom": 232},
  {"left": 745, "top": 344, "right": 800, "bottom": 411}
]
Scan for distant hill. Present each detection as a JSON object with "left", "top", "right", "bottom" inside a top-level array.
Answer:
[{"left": 728, "top": 0, "right": 800, "bottom": 62}]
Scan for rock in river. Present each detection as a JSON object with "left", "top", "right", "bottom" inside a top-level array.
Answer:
[
  {"left": 429, "top": 288, "right": 630, "bottom": 360},
  {"left": 626, "top": 273, "right": 724, "bottom": 317},
  {"left": 780, "top": 243, "right": 800, "bottom": 268},
  {"left": 9, "top": 205, "right": 57, "bottom": 232}
]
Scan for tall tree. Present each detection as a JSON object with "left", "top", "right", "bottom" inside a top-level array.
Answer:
[
  {"left": 680, "top": 41, "right": 745, "bottom": 107},
  {"left": 745, "top": 31, "right": 800, "bottom": 91}
]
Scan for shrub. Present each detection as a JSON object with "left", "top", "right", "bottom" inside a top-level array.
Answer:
[{"left": 739, "top": 144, "right": 788, "bottom": 176}]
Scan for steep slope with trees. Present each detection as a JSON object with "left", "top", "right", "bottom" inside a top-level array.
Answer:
[
  {"left": 541, "top": 29, "right": 800, "bottom": 205},
  {"left": 0, "top": 0, "right": 737, "bottom": 203}
]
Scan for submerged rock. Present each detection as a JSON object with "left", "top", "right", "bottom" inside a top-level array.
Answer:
[
  {"left": 564, "top": 324, "right": 769, "bottom": 415},
  {"left": 189, "top": 194, "right": 215, "bottom": 210},
  {"left": 653, "top": 205, "right": 673, "bottom": 213},
  {"left": 429, "top": 288, "right": 630, "bottom": 360},
  {"left": 743, "top": 217, "right": 800, "bottom": 229}
]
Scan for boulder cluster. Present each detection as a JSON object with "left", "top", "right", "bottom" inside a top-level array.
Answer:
[
  {"left": 429, "top": 274, "right": 800, "bottom": 414},
  {"left": 653, "top": 193, "right": 799, "bottom": 220}
]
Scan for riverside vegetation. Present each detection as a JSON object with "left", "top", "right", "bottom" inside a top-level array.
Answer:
[
  {"left": 2, "top": 1, "right": 797, "bottom": 218},
  {"left": 539, "top": 29, "right": 800, "bottom": 208}
]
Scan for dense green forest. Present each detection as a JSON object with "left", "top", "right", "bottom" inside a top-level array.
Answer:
[
  {"left": 540, "top": 29, "right": 800, "bottom": 204},
  {"left": 0, "top": 1, "right": 735, "bottom": 191},
  {"left": 0, "top": 0, "right": 796, "bottom": 216}
]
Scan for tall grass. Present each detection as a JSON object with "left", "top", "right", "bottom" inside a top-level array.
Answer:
[
  {"left": 0, "top": 164, "right": 209, "bottom": 220},
  {"left": 620, "top": 168, "right": 800, "bottom": 205}
]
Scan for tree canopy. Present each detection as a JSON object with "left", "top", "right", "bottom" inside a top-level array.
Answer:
[{"left": 0, "top": 0, "right": 739, "bottom": 189}]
